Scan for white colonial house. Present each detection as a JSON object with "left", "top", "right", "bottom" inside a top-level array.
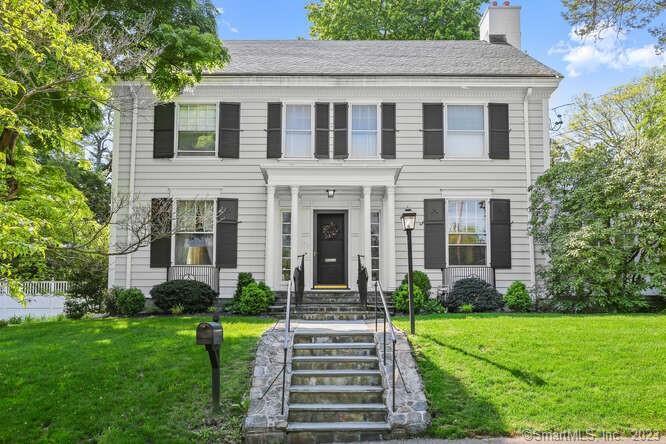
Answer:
[{"left": 108, "top": 4, "right": 561, "bottom": 299}]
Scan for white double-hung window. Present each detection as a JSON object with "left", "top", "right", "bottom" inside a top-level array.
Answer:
[
  {"left": 177, "top": 104, "right": 217, "bottom": 156},
  {"left": 174, "top": 200, "right": 215, "bottom": 265},
  {"left": 284, "top": 104, "right": 312, "bottom": 158},
  {"left": 350, "top": 104, "right": 378, "bottom": 158},
  {"left": 446, "top": 105, "right": 485, "bottom": 158},
  {"left": 447, "top": 199, "right": 488, "bottom": 266}
]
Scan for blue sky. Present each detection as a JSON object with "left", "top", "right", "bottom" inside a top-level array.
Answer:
[{"left": 213, "top": 1, "right": 665, "bottom": 117}]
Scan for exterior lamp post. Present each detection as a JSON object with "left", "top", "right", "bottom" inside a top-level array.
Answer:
[{"left": 401, "top": 208, "right": 417, "bottom": 335}]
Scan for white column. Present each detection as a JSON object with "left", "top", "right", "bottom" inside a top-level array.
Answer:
[
  {"left": 363, "top": 186, "right": 372, "bottom": 276},
  {"left": 290, "top": 186, "right": 300, "bottom": 278},
  {"left": 265, "top": 185, "right": 276, "bottom": 287},
  {"left": 386, "top": 185, "right": 396, "bottom": 290}
]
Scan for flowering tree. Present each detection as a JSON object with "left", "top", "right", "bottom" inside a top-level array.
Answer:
[{"left": 530, "top": 72, "right": 666, "bottom": 311}]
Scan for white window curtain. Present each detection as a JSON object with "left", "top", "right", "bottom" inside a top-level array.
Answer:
[
  {"left": 351, "top": 105, "right": 378, "bottom": 158},
  {"left": 177, "top": 104, "right": 216, "bottom": 155},
  {"left": 285, "top": 105, "right": 312, "bottom": 157},
  {"left": 447, "top": 105, "right": 484, "bottom": 157},
  {"left": 447, "top": 199, "right": 487, "bottom": 266},
  {"left": 174, "top": 200, "right": 215, "bottom": 265}
]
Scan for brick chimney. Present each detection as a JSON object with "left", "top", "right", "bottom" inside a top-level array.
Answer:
[{"left": 479, "top": 1, "right": 521, "bottom": 49}]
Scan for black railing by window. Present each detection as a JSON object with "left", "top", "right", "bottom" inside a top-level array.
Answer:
[
  {"left": 167, "top": 265, "right": 220, "bottom": 293},
  {"left": 357, "top": 254, "right": 368, "bottom": 306},
  {"left": 441, "top": 266, "right": 495, "bottom": 293}
]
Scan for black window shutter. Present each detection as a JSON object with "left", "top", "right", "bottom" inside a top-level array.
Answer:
[
  {"left": 381, "top": 103, "right": 396, "bottom": 159},
  {"left": 315, "top": 102, "right": 330, "bottom": 158},
  {"left": 266, "top": 103, "right": 282, "bottom": 159},
  {"left": 219, "top": 102, "right": 240, "bottom": 158},
  {"left": 150, "top": 198, "right": 172, "bottom": 268},
  {"left": 216, "top": 198, "right": 239, "bottom": 269},
  {"left": 153, "top": 103, "right": 175, "bottom": 158},
  {"left": 490, "top": 199, "right": 511, "bottom": 268},
  {"left": 423, "top": 103, "right": 443, "bottom": 159},
  {"left": 333, "top": 103, "right": 348, "bottom": 159},
  {"left": 424, "top": 199, "right": 446, "bottom": 269},
  {"left": 489, "top": 103, "right": 510, "bottom": 159}
]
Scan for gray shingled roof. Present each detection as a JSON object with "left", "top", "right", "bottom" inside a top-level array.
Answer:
[{"left": 210, "top": 40, "right": 561, "bottom": 78}]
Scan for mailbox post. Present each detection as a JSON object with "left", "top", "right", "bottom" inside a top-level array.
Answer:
[{"left": 196, "top": 315, "right": 223, "bottom": 410}]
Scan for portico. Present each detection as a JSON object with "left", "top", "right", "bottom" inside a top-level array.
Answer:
[{"left": 261, "top": 164, "right": 402, "bottom": 291}]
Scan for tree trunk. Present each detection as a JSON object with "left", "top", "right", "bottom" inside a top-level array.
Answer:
[{"left": 0, "top": 127, "right": 19, "bottom": 200}]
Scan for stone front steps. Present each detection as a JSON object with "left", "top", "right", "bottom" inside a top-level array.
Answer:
[{"left": 286, "top": 330, "right": 391, "bottom": 443}]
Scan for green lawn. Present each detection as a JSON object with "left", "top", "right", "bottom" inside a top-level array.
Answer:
[
  {"left": 395, "top": 314, "right": 666, "bottom": 439},
  {"left": 0, "top": 316, "right": 272, "bottom": 443}
]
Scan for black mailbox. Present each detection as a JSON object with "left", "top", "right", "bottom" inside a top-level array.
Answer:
[{"left": 196, "top": 322, "right": 223, "bottom": 346}]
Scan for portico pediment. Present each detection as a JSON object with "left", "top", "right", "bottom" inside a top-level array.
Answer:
[{"left": 260, "top": 162, "right": 403, "bottom": 187}]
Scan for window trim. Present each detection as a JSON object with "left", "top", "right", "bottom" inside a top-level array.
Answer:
[
  {"left": 282, "top": 102, "right": 315, "bottom": 159},
  {"left": 443, "top": 103, "right": 489, "bottom": 160},
  {"left": 171, "top": 199, "right": 217, "bottom": 266},
  {"left": 174, "top": 102, "right": 219, "bottom": 157},
  {"left": 348, "top": 102, "right": 381, "bottom": 159},
  {"left": 280, "top": 210, "right": 292, "bottom": 282},
  {"left": 445, "top": 198, "right": 491, "bottom": 267}
]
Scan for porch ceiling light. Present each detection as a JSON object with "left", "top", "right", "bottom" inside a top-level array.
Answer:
[
  {"left": 401, "top": 208, "right": 417, "bottom": 231},
  {"left": 326, "top": 189, "right": 335, "bottom": 199}
]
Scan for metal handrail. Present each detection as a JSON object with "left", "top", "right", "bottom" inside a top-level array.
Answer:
[
  {"left": 260, "top": 266, "right": 297, "bottom": 415},
  {"left": 373, "top": 281, "right": 409, "bottom": 413}
]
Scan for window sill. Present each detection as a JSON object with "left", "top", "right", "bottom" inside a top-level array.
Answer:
[{"left": 442, "top": 156, "right": 492, "bottom": 161}]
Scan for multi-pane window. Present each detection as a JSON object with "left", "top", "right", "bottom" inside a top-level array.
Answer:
[
  {"left": 281, "top": 212, "right": 291, "bottom": 281},
  {"left": 174, "top": 200, "right": 215, "bottom": 265},
  {"left": 351, "top": 104, "right": 378, "bottom": 158},
  {"left": 447, "top": 199, "right": 487, "bottom": 266},
  {"left": 446, "top": 105, "right": 485, "bottom": 158},
  {"left": 284, "top": 105, "right": 312, "bottom": 157},
  {"left": 370, "top": 211, "right": 380, "bottom": 281},
  {"left": 177, "top": 104, "right": 217, "bottom": 156}
]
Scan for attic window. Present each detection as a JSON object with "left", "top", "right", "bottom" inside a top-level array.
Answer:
[{"left": 489, "top": 34, "right": 507, "bottom": 44}]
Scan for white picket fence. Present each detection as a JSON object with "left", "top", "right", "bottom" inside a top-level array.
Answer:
[{"left": 0, "top": 280, "right": 70, "bottom": 320}]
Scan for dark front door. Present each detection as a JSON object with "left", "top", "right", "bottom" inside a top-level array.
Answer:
[{"left": 316, "top": 213, "right": 346, "bottom": 285}]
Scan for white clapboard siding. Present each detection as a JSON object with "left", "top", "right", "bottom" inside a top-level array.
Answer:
[{"left": 110, "top": 80, "right": 555, "bottom": 297}]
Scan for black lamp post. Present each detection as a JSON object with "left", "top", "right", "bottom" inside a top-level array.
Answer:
[{"left": 401, "top": 208, "right": 417, "bottom": 335}]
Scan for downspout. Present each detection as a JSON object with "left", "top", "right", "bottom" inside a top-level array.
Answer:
[
  {"left": 125, "top": 86, "right": 138, "bottom": 288},
  {"left": 523, "top": 87, "right": 536, "bottom": 288}
]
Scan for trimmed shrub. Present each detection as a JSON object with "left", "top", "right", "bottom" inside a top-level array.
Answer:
[
  {"left": 445, "top": 277, "right": 503, "bottom": 312},
  {"left": 504, "top": 281, "right": 532, "bottom": 312},
  {"left": 0, "top": 319, "right": 8, "bottom": 328},
  {"left": 460, "top": 303, "right": 474, "bottom": 313},
  {"left": 64, "top": 298, "right": 87, "bottom": 319},
  {"left": 393, "top": 283, "right": 426, "bottom": 313},
  {"left": 235, "top": 272, "right": 255, "bottom": 298},
  {"left": 232, "top": 282, "right": 274, "bottom": 315},
  {"left": 116, "top": 288, "right": 145, "bottom": 316},
  {"left": 149, "top": 280, "right": 217, "bottom": 314},
  {"left": 104, "top": 287, "right": 121, "bottom": 315},
  {"left": 8, "top": 315, "right": 22, "bottom": 325},
  {"left": 401, "top": 270, "right": 432, "bottom": 296},
  {"left": 422, "top": 298, "right": 446, "bottom": 314}
]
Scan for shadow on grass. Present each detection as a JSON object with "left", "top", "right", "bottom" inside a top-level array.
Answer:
[
  {"left": 415, "top": 347, "right": 507, "bottom": 438},
  {"left": 422, "top": 334, "right": 546, "bottom": 387}
]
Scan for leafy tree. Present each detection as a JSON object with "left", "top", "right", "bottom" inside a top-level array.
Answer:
[
  {"left": 0, "top": 0, "right": 111, "bottom": 294},
  {"left": 530, "top": 72, "right": 666, "bottom": 312},
  {"left": 51, "top": 0, "right": 228, "bottom": 99},
  {"left": 562, "top": 0, "right": 665, "bottom": 50},
  {"left": 307, "top": 0, "right": 484, "bottom": 40}
]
